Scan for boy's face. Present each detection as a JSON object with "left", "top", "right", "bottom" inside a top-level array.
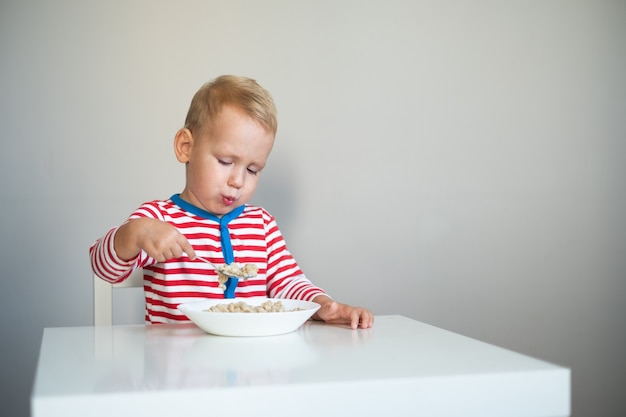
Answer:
[{"left": 175, "top": 105, "right": 275, "bottom": 217}]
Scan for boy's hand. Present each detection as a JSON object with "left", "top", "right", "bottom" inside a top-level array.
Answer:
[
  {"left": 114, "top": 218, "right": 196, "bottom": 262},
  {"left": 312, "top": 295, "right": 374, "bottom": 329}
]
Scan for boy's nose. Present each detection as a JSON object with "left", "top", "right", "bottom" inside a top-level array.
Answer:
[{"left": 227, "top": 169, "right": 245, "bottom": 189}]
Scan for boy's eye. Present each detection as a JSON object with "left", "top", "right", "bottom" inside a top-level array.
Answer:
[{"left": 218, "top": 158, "right": 259, "bottom": 175}]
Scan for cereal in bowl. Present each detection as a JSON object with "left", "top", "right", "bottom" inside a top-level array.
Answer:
[{"left": 205, "top": 300, "right": 302, "bottom": 313}]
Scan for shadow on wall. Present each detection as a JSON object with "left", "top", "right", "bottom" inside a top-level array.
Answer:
[{"left": 250, "top": 153, "right": 297, "bottom": 237}]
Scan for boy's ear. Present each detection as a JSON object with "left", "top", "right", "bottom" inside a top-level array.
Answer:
[{"left": 174, "top": 128, "right": 193, "bottom": 163}]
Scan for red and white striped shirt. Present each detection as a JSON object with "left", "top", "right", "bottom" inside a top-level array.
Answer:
[{"left": 89, "top": 195, "right": 326, "bottom": 323}]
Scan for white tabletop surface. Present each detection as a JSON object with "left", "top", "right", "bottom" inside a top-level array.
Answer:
[{"left": 31, "top": 315, "right": 570, "bottom": 417}]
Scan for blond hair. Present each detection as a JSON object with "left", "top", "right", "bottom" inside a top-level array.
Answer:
[{"left": 184, "top": 75, "right": 277, "bottom": 136}]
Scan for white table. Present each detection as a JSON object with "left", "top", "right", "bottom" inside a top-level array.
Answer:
[{"left": 31, "top": 315, "right": 570, "bottom": 416}]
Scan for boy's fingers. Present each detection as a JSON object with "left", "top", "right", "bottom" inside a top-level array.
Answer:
[
  {"left": 351, "top": 311, "right": 360, "bottom": 329},
  {"left": 179, "top": 236, "right": 196, "bottom": 260}
]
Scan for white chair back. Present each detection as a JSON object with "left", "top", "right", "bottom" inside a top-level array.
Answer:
[{"left": 94, "top": 269, "right": 144, "bottom": 326}]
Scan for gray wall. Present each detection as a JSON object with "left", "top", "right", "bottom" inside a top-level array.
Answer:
[{"left": 1, "top": 1, "right": 624, "bottom": 416}]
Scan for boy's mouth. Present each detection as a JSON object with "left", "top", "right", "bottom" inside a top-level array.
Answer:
[{"left": 222, "top": 195, "right": 236, "bottom": 205}]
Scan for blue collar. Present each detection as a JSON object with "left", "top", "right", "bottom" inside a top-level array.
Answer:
[
  {"left": 170, "top": 194, "right": 244, "bottom": 264},
  {"left": 170, "top": 194, "right": 245, "bottom": 222}
]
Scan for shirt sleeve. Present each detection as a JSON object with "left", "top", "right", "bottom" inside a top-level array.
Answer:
[
  {"left": 89, "top": 226, "right": 139, "bottom": 283},
  {"left": 262, "top": 210, "right": 329, "bottom": 301},
  {"left": 89, "top": 201, "right": 163, "bottom": 283}
]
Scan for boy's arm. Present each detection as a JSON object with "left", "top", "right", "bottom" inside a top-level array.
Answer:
[
  {"left": 90, "top": 217, "right": 198, "bottom": 283},
  {"left": 114, "top": 217, "right": 196, "bottom": 262}
]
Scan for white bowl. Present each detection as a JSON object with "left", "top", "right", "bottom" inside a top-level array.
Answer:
[{"left": 177, "top": 297, "right": 320, "bottom": 337}]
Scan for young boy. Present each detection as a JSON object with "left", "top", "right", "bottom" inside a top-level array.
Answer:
[{"left": 90, "top": 75, "right": 374, "bottom": 330}]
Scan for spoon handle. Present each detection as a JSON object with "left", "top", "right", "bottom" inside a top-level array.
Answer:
[{"left": 195, "top": 256, "right": 218, "bottom": 270}]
